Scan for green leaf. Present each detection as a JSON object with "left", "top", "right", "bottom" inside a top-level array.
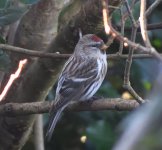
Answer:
[
  {"left": 0, "top": 6, "right": 30, "bottom": 26},
  {"left": 0, "top": 0, "right": 6, "bottom": 8},
  {"left": 0, "top": 36, "right": 6, "bottom": 44},
  {"left": 0, "top": 49, "right": 11, "bottom": 72},
  {"left": 152, "top": 39, "right": 162, "bottom": 48},
  {"left": 86, "top": 120, "right": 116, "bottom": 150},
  {"left": 143, "top": 80, "right": 152, "bottom": 91}
]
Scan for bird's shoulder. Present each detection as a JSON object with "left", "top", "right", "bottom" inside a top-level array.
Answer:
[
  {"left": 62, "top": 55, "right": 98, "bottom": 76},
  {"left": 56, "top": 56, "right": 98, "bottom": 93}
]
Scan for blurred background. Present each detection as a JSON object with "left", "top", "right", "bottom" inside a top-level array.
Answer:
[
  {"left": 44, "top": 1, "right": 162, "bottom": 149},
  {"left": 0, "top": 0, "right": 162, "bottom": 150}
]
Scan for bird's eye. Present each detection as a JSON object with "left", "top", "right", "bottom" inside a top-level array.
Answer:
[
  {"left": 92, "top": 42, "right": 103, "bottom": 48},
  {"left": 92, "top": 44, "right": 99, "bottom": 48}
]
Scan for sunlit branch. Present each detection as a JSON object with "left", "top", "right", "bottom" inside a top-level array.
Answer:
[
  {"left": 102, "top": 0, "right": 162, "bottom": 61},
  {"left": 139, "top": 0, "right": 152, "bottom": 47},
  {"left": 102, "top": 1, "right": 111, "bottom": 34},
  {"left": 0, "top": 59, "right": 27, "bottom": 101}
]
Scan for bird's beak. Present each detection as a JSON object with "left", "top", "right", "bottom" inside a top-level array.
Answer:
[{"left": 100, "top": 44, "right": 108, "bottom": 51}]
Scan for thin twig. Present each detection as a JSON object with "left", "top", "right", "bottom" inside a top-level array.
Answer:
[
  {"left": 117, "top": 23, "right": 162, "bottom": 32},
  {"left": 0, "top": 98, "right": 139, "bottom": 116},
  {"left": 102, "top": 0, "right": 162, "bottom": 61},
  {"left": 103, "top": 0, "right": 162, "bottom": 104},
  {"left": 0, "top": 44, "right": 70, "bottom": 59},
  {"left": 122, "top": 0, "right": 139, "bottom": 22},
  {"left": 123, "top": 27, "right": 137, "bottom": 85},
  {"left": 146, "top": 0, "right": 162, "bottom": 17},
  {"left": 124, "top": 0, "right": 137, "bottom": 27},
  {"left": 0, "top": 43, "right": 158, "bottom": 60},
  {"left": 123, "top": 0, "right": 144, "bottom": 104},
  {"left": 118, "top": 6, "right": 125, "bottom": 54}
]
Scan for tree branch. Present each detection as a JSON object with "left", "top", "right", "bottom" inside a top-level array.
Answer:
[
  {"left": 146, "top": 0, "right": 162, "bottom": 17},
  {"left": 116, "top": 23, "right": 162, "bottom": 32},
  {"left": 123, "top": 0, "right": 144, "bottom": 104},
  {"left": 0, "top": 43, "right": 160, "bottom": 60},
  {"left": 102, "top": 0, "right": 162, "bottom": 61},
  {"left": 34, "top": 115, "right": 44, "bottom": 150},
  {"left": 0, "top": 98, "right": 139, "bottom": 116},
  {"left": 140, "top": 0, "right": 152, "bottom": 48}
]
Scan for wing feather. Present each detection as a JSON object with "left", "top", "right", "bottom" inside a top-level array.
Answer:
[{"left": 57, "top": 56, "right": 99, "bottom": 100}]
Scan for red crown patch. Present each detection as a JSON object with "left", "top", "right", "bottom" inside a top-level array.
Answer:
[{"left": 91, "top": 35, "right": 102, "bottom": 42}]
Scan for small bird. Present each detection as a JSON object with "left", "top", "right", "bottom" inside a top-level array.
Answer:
[{"left": 46, "top": 34, "right": 108, "bottom": 141}]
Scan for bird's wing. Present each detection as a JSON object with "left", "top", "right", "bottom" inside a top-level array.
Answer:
[
  {"left": 46, "top": 57, "right": 99, "bottom": 141},
  {"left": 57, "top": 57, "right": 100, "bottom": 102}
]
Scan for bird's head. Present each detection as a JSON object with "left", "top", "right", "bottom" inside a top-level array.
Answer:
[{"left": 74, "top": 34, "right": 108, "bottom": 58}]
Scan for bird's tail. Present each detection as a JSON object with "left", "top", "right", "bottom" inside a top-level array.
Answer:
[{"left": 45, "top": 102, "right": 67, "bottom": 142}]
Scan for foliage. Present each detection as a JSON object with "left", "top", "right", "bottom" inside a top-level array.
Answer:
[
  {"left": 86, "top": 120, "right": 116, "bottom": 150},
  {"left": 1, "top": 0, "right": 162, "bottom": 150},
  {"left": 0, "top": 0, "right": 41, "bottom": 27},
  {"left": 45, "top": 2, "right": 162, "bottom": 150},
  {"left": 0, "top": 36, "right": 10, "bottom": 72},
  {"left": 0, "top": 6, "right": 29, "bottom": 26}
]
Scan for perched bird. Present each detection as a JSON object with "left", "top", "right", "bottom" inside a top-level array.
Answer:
[{"left": 46, "top": 34, "right": 108, "bottom": 141}]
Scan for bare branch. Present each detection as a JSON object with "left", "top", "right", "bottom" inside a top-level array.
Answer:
[
  {"left": 118, "top": 6, "right": 125, "bottom": 54},
  {"left": 0, "top": 43, "right": 159, "bottom": 60},
  {"left": 102, "top": 0, "right": 162, "bottom": 61},
  {"left": 124, "top": 0, "right": 137, "bottom": 27},
  {"left": 0, "top": 59, "right": 27, "bottom": 101},
  {"left": 34, "top": 115, "right": 45, "bottom": 150},
  {"left": 139, "top": 0, "right": 152, "bottom": 47},
  {"left": 146, "top": 0, "right": 162, "bottom": 17},
  {"left": 123, "top": 27, "right": 144, "bottom": 104},
  {"left": 0, "top": 99, "right": 139, "bottom": 116},
  {"left": 123, "top": 0, "right": 144, "bottom": 104},
  {"left": 103, "top": 0, "right": 145, "bottom": 104},
  {"left": 117, "top": 23, "right": 162, "bottom": 32},
  {"left": 0, "top": 44, "right": 70, "bottom": 59}
]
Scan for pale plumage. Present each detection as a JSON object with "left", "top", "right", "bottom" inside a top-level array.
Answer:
[{"left": 46, "top": 34, "right": 108, "bottom": 141}]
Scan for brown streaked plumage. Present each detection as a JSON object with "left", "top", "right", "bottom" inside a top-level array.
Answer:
[{"left": 46, "top": 34, "right": 108, "bottom": 141}]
